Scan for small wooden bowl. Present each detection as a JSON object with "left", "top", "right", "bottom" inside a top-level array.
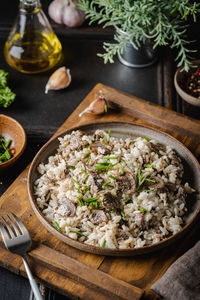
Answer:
[
  {"left": 174, "top": 60, "right": 200, "bottom": 107},
  {"left": 0, "top": 114, "right": 26, "bottom": 171}
]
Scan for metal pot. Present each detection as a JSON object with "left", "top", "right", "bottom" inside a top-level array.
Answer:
[{"left": 117, "top": 28, "right": 157, "bottom": 68}]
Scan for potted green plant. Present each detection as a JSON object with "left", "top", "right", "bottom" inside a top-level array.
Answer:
[{"left": 79, "top": 0, "right": 200, "bottom": 70}]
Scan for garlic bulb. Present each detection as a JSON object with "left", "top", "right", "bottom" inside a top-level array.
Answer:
[
  {"left": 48, "top": 0, "right": 85, "bottom": 28},
  {"left": 79, "top": 97, "right": 107, "bottom": 117},
  {"left": 45, "top": 66, "right": 71, "bottom": 94}
]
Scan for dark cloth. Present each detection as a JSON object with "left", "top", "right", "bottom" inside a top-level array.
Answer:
[{"left": 151, "top": 240, "right": 200, "bottom": 300}]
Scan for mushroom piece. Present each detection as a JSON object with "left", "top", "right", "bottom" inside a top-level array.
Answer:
[
  {"left": 150, "top": 142, "right": 166, "bottom": 153},
  {"left": 146, "top": 176, "right": 165, "bottom": 190},
  {"left": 168, "top": 150, "right": 182, "bottom": 167},
  {"left": 117, "top": 172, "right": 136, "bottom": 195},
  {"left": 56, "top": 198, "right": 76, "bottom": 217},
  {"left": 102, "top": 192, "right": 122, "bottom": 210},
  {"left": 89, "top": 210, "right": 108, "bottom": 225},
  {"left": 88, "top": 170, "right": 104, "bottom": 190},
  {"left": 90, "top": 141, "right": 112, "bottom": 155}
]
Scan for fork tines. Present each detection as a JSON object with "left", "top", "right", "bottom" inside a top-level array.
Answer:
[{"left": 0, "top": 213, "right": 28, "bottom": 239}]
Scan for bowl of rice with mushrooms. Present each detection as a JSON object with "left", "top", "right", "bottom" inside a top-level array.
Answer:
[{"left": 28, "top": 122, "right": 200, "bottom": 256}]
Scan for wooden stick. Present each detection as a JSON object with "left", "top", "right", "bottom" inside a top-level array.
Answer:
[{"left": 29, "top": 244, "right": 144, "bottom": 300}]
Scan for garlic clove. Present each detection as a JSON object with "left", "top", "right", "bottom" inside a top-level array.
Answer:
[
  {"left": 79, "top": 97, "right": 106, "bottom": 117},
  {"left": 63, "top": 1, "right": 85, "bottom": 28},
  {"left": 45, "top": 66, "right": 71, "bottom": 94},
  {"left": 48, "top": 0, "right": 67, "bottom": 24}
]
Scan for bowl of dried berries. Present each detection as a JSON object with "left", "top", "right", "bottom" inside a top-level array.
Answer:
[
  {"left": 174, "top": 60, "right": 200, "bottom": 107},
  {"left": 0, "top": 114, "right": 26, "bottom": 171}
]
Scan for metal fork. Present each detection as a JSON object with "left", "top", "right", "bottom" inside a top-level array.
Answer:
[{"left": 0, "top": 213, "right": 43, "bottom": 300}]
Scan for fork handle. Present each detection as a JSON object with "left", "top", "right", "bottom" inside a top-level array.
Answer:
[{"left": 22, "top": 257, "right": 43, "bottom": 300}]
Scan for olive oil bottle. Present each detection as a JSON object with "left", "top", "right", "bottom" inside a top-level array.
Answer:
[{"left": 4, "top": 0, "right": 62, "bottom": 74}]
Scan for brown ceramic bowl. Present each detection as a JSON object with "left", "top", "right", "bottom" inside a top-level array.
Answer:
[
  {"left": 28, "top": 122, "right": 200, "bottom": 256},
  {"left": 174, "top": 60, "right": 200, "bottom": 107},
  {"left": 0, "top": 114, "right": 26, "bottom": 171}
]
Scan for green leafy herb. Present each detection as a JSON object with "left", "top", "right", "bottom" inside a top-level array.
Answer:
[
  {"left": 84, "top": 153, "right": 90, "bottom": 158},
  {"left": 85, "top": 197, "right": 99, "bottom": 203},
  {"left": 53, "top": 221, "right": 61, "bottom": 231},
  {"left": 103, "top": 156, "right": 118, "bottom": 160},
  {"left": 108, "top": 130, "right": 111, "bottom": 137},
  {"left": 139, "top": 207, "right": 151, "bottom": 214},
  {"left": 79, "top": 0, "right": 200, "bottom": 71},
  {"left": 68, "top": 165, "right": 75, "bottom": 170},
  {"left": 121, "top": 210, "right": 126, "bottom": 218},
  {"left": 72, "top": 178, "right": 80, "bottom": 185},
  {"left": 120, "top": 167, "right": 124, "bottom": 175},
  {"left": 0, "top": 70, "right": 16, "bottom": 108},
  {"left": 0, "top": 135, "right": 13, "bottom": 163},
  {"left": 104, "top": 104, "right": 108, "bottom": 113},
  {"left": 123, "top": 196, "right": 132, "bottom": 203},
  {"left": 77, "top": 196, "right": 84, "bottom": 207},
  {"left": 136, "top": 168, "right": 153, "bottom": 191},
  {"left": 108, "top": 175, "right": 116, "bottom": 180},
  {"left": 82, "top": 175, "right": 89, "bottom": 184},
  {"left": 102, "top": 182, "right": 114, "bottom": 188},
  {"left": 70, "top": 230, "right": 86, "bottom": 236},
  {"left": 83, "top": 185, "right": 90, "bottom": 195},
  {"left": 145, "top": 164, "right": 154, "bottom": 168},
  {"left": 143, "top": 136, "right": 149, "bottom": 142},
  {"left": 101, "top": 240, "right": 106, "bottom": 247}
]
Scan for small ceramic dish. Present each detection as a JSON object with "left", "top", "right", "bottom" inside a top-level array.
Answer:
[
  {"left": 174, "top": 60, "right": 200, "bottom": 107},
  {"left": 0, "top": 114, "right": 26, "bottom": 171}
]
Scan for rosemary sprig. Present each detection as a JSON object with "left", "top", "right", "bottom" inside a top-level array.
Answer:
[{"left": 79, "top": 0, "right": 200, "bottom": 71}]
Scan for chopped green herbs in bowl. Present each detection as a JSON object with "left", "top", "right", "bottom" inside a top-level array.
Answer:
[{"left": 0, "top": 114, "right": 26, "bottom": 171}]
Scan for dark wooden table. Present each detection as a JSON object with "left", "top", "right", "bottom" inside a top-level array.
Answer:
[{"left": 0, "top": 1, "right": 200, "bottom": 299}]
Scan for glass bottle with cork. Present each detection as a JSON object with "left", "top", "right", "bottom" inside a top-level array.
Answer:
[{"left": 4, "top": 0, "right": 62, "bottom": 74}]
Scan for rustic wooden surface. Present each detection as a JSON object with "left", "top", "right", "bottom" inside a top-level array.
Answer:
[{"left": 0, "top": 83, "right": 200, "bottom": 300}]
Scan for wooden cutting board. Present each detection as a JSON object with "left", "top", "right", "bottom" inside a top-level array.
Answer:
[{"left": 0, "top": 83, "right": 200, "bottom": 300}]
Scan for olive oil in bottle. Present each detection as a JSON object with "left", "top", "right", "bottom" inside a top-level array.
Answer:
[{"left": 4, "top": 0, "right": 62, "bottom": 74}]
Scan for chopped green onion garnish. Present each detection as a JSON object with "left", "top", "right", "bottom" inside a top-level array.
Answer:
[
  {"left": 145, "top": 164, "right": 154, "bottom": 168},
  {"left": 143, "top": 136, "right": 149, "bottom": 142},
  {"left": 121, "top": 210, "right": 126, "bottom": 218},
  {"left": 82, "top": 175, "right": 89, "bottom": 184},
  {"left": 68, "top": 165, "right": 75, "bottom": 170},
  {"left": 120, "top": 167, "right": 124, "bottom": 175},
  {"left": 111, "top": 209, "right": 115, "bottom": 213},
  {"left": 108, "top": 130, "right": 111, "bottom": 137},
  {"left": 85, "top": 144, "right": 90, "bottom": 148},
  {"left": 102, "top": 139, "right": 108, "bottom": 143},
  {"left": 116, "top": 190, "right": 121, "bottom": 195},
  {"left": 77, "top": 196, "right": 84, "bottom": 207},
  {"left": 101, "top": 240, "right": 106, "bottom": 247},
  {"left": 145, "top": 178, "right": 156, "bottom": 183},
  {"left": 167, "top": 156, "right": 171, "bottom": 163},
  {"left": 72, "top": 178, "right": 80, "bottom": 185},
  {"left": 87, "top": 158, "right": 90, "bottom": 165},
  {"left": 139, "top": 207, "right": 151, "bottom": 214},
  {"left": 103, "top": 156, "right": 118, "bottom": 160},
  {"left": 81, "top": 169, "right": 88, "bottom": 175},
  {"left": 83, "top": 185, "right": 90, "bottom": 195},
  {"left": 108, "top": 175, "right": 116, "bottom": 180},
  {"left": 121, "top": 160, "right": 127, "bottom": 165},
  {"left": 123, "top": 196, "right": 132, "bottom": 203},
  {"left": 54, "top": 221, "right": 61, "bottom": 231},
  {"left": 84, "top": 153, "right": 90, "bottom": 158},
  {"left": 70, "top": 230, "right": 86, "bottom": 236},
  {"left": 85, "top": 197, "right": 99, "bottom": 203},
  {"left": 102, "top": 182, "right": 114, "bottom": 188},
  {"left": 104, "top": 104, "right": 108, "bottom": 113}
]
